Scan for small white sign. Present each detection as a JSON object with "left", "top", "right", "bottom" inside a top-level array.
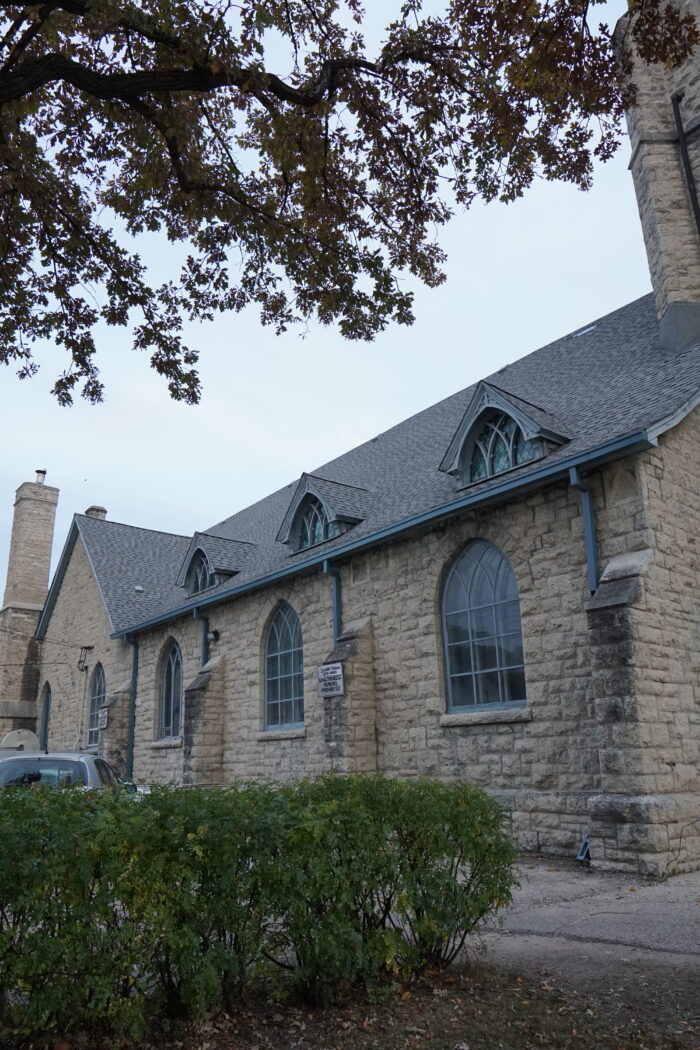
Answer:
[
  {"left": 98, "top": 708, "right": 108, "bottom": 730},
  {"left": 317, "top": 662, "right": 344, "bottom": 697}
]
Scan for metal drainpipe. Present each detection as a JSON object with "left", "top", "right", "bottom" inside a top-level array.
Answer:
[
  {"left": 569, "top": 466, "right": 599, "bottom": 595},
  {"left": 672, "top": 93, "right": 700, "bottom": 238},
  {"left": 200, "top": 614, "right": 210, "bottom": 668},
  {"left": 323, "top": 560, "right": 343, "bottom": 645},
  {"left": 125, "top": 637, "right": 139, "bottom": 781}
]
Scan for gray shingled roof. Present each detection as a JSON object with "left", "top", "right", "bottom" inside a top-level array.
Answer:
[
  {"left": 42, "top": 292, "right": 700, "bottom": 637},
  {"left": 76, "top": 516, "right": 192, "bottom": 633}
]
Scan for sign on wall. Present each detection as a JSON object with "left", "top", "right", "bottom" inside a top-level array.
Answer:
[
  {"left": 98, "top": 708, "right": 109, "bottom": 730},
  {"left": 317, "top": 662, "right": 344, "bottom": 697}
]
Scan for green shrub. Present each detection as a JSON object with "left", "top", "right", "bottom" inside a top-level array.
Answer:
[
  {"left": 0, "top": 788, "right": 148, "bottom": 1041},
  {"left": 0, "top": 775, "right": 516, "bottom": 1041},
  {"left": 268, "top": 776, "right": 398, "bottom": 1001},
  {"left": 384, "top": 778, "right": 517, "bottom": 970}
]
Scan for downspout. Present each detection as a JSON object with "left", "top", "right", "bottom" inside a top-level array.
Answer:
[
  {"left": 672, "top": 93, "right": 700, "bottom": 238},
  {"left": 569, "top": 466, "right": 599, "bottom": 594},
  {"left": 125, "top": 637, "right": 139, "bottom": 781},
  {"left": 323, "top": 560, "right": 343, "bottom": 645},
  {"left": 197, "top": 611, "right": 210, "bottom": 668}
]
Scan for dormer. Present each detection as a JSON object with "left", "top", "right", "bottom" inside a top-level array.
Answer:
[
  {"left": 440, "top": 382, "right": 569, "bottom": 486},
  {"left": 177, "top": 533, "right": 255, "bottom": 595},
  {"left": 277, "top": 473, "right": 373, "bottom": 553}
]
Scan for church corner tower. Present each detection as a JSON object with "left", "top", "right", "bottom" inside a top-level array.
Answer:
[
  {"left": 617, "top": 0, "right": 700, "bottom": 351},
  {"left": 0, "top": 471, "right": 59, "bottom": 740}
]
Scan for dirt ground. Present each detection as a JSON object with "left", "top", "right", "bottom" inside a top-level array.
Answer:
[
  {"left": 133, "top": 962, "right": 697, "bottom": 1050},
  {"left": 56, "top": 859, "right": 700, "bottom": 1050}
]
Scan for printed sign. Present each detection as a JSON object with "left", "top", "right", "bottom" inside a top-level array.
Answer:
[
  {"left": 98, "top": 708, "right": 109, "bottom": 730},
  {"left": 317, "top": 662, "right": 344, "bottom": 697}
]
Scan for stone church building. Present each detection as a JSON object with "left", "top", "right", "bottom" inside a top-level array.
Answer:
[{"left": 2, "top": 11, "right": 700, "bottom": 875}]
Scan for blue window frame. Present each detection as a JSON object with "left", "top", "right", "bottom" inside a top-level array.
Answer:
[
  {"left": 442, "top": 540, "right": 526, "bottom": 711},
  {"left": 186, "top": 551, "right": 211, "bottom": 595},
  {"left": 294, "top": 496, "right": 341, "bottom": 551},
  {"left": 87, "top": 664, "right": 105, "bottom": 747},
  {"left": 466, "top": 411, "right": 540, "bottom": 483},
  {"left": 159, "top": 642, "right": 183, "bottom": 738},
  {"left": 265, "top": 602, "right": 304, "bottom": 728}
]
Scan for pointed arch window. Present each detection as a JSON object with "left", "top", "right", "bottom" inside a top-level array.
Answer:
[
  {"left": 87, "top": 664, "right": 105, "bottom": 747},
  {"left": 465, "top": 411, "right": 540, "bottom": 484},
  {"left": 442, "top": 540, "right": 526, "bottom": 711},
  {"left": 295, "top": 496, "right": 336, "bottom": 551},
  {"left": 186, "top": 550, "right": 212, "bottom": 595},
  {"left": 159, "top": 642, "right": 183, "bottom": 739},
  {"left": 265, "top": 602, "right": 304, "bottom": 728}
]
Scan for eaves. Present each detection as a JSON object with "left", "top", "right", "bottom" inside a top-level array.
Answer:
[{"left": 111, "top": 428, "right": 654, "bottom": 640}]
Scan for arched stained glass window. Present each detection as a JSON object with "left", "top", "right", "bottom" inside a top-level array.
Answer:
[
  {"left": 296, "top": 496, "right": 334, "bottom": 550},
  {"left": 466, "top": 411, "right": 539, "bottom": 484},
  {"left": 186, "top": 551, "right": 211, "bottom": 595},
  {"left": 442, "top": 540, "right": 526, "bottom": 711},
  {"left": 39, "top": 683, "right": 51, "bottom": 751},
  {"left": 159, "top": 642, "right": 183, "bottom": 739},
  {"left": 265, "top": 602, "right": 304, "bottom": 728},
  {"left": 87, "top": 663, "right": 105, "bottom": 747}
]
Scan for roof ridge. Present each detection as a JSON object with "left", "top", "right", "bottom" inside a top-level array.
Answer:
[
  {"left": 482, "top": 382, "right": 547, "bottom": 414},
  {"left": 306, "top": 472, "right": 371, "bottom": 493},
  {"left": 199, "top": 531, "right": 257, "bottom": 546},
  {"left": 488, "top": 292, "right": 655, "bottom": 382},
  {"left": 75, "top": 514, "right": 189, "bottom": 541}
]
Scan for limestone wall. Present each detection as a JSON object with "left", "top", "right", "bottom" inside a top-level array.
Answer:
[
  {"left": 125, "top": 461, "right": 657, "bottom": 870},
  {"left": 35, "top": 536, "right": 131, "bottom": 773},
  {"left": 27, "top": 427, "right": 700, "bottom": 874},
  {"left": 621, "top": 0, "right": 700, "bottom": 319},
  {"left": 625, "top": 408, "right": 700, "bottom": 870}
]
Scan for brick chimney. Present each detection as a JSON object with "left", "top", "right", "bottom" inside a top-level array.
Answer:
[
  {"left": 85, "top": 506, "right": 107, "bottom": 520},
  {"left": 0, "top": 472, "right": 59, "bottom": 738},
  {"left": 618, "top": 3, "right": 700, "bottom": 350}
]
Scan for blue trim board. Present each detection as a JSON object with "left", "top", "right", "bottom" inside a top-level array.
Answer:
[{"left": 110, "top": 429, "right": 654, "bottom": 639}]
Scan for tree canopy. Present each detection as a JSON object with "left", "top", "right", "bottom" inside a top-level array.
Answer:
[{"left": 0, "top": 0, "right": 697, "bottom": 404}]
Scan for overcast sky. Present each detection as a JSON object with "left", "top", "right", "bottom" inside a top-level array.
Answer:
[{"left": 0, "top": 2, "right": 652, "bottom": 588}]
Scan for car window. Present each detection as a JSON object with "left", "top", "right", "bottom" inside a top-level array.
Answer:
[
  {"left": 95, "top": 759, "right": 119, "bottom": 787},
  {"left": 0, "top": 758, "right": 88, "bottom": 788}
]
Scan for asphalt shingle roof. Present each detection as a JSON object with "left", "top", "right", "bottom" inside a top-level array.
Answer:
[
  {"left": 54, "top": 292, "right": 700, "bottom": 636},
  {"left": 76, "top": 516, "right": 191, "bottom": 634}
]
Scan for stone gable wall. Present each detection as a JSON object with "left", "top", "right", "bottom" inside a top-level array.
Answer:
[{"left": 35, "top": 536, "right": 131, "bottom": 772}]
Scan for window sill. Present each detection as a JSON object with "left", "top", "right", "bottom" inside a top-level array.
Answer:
[
  {"left": 151, "top": 736, "right": 183, "bottom": 749},
  {"left": 440, "top": 707, "right": 531, "bottom": 728},
  {"left": 257, "top": 728, "right": 307, "bottom": 741}
]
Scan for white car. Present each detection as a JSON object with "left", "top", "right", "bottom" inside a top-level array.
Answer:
[{"left": 0, "top": 751, "right": 136, "bottom": 791}]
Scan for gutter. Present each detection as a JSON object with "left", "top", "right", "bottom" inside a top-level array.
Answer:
[{"left": 111, "top": 429, "right": 654, "bottom": 639}]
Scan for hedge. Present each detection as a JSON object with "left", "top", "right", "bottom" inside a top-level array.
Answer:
[{"left": 0, "top": 775, "right": 516, "bottom": 1043}]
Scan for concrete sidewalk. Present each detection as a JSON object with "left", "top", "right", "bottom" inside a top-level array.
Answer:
[{"left": 481, "top": 858, "right": 700, "bottom": 1033}]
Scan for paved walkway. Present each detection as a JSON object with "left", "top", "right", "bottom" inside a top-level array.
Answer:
[{"left": 481, "top": 858, "right": 700, "bottom": 1034}]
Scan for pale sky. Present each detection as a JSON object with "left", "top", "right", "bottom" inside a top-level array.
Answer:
[{"left": 0, "top": 2, "right": 652, "bottom": 588}]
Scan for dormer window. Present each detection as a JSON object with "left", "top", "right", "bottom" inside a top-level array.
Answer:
[
  {"left": 296, "top": 496, "right": 337, "bottom": 550},
  {"left": 185, "top": 550, "right": 212, "bottom": 595},
  {"left": 465, "top": 411, "right": 540, "bottom": 483}
]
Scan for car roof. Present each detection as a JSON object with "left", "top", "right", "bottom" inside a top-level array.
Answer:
[{"left": 0, "top": 751, "right": 94, "bottom": 761}]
